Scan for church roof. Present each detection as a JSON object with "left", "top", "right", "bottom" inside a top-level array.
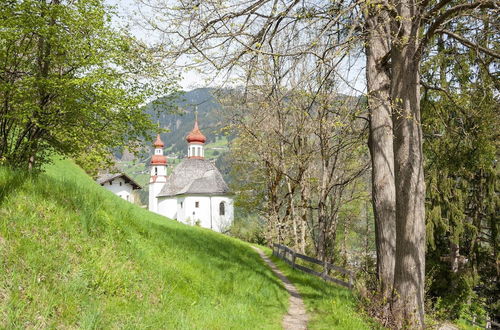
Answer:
[
  {"left": 96, "top": 173, "right": 142, "bottom": 190},
  {"left": 157, "top": 158, "right": 229, "bottom": 197}
]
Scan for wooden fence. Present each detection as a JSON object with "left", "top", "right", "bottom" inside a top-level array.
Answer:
[
  {"left": 272, "top": 244, "right": 500, "bottom": 328},
  {"left": 465, "top": 316, "right": 500, "bottom": 329},
  {"left": 272, "top": 243, "right": 355, "bottom": 289}
]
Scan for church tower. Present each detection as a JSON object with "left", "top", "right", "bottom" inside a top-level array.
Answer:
[
  {"left": 148, "top": 134, "right": 167, "bottom": 213},
  {"left": 186, "top": 116, "right": 206, "bottom": 159}
]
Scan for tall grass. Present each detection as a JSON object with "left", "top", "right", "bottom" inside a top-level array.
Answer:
[{"left": 0, "top": 158, "right": 287, "bottom": 328}]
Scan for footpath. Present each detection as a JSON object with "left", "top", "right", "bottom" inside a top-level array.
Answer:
[{"left": 252, "top": 247, "right": 308, "bottom": 330}]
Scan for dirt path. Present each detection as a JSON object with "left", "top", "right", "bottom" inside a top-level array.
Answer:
[{"left": 252, "top": 246, "right": 308, "bottom": 330}]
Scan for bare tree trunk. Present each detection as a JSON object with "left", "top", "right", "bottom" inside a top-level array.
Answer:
[
  {"left": 300, "top": 173, "right": 311, "bottom": 254},
  {"left": 390, "top": 5, "right": 426, "bottom": 325},
  {"left": 365, "top": 10, "right": 396, "bottom": 298},
  {"left": 285, "top": 177, "right": 299, "bottom": 249}
]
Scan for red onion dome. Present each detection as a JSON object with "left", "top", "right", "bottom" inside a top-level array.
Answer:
[
  {"left": 154, "top": 134, "right": 164, "bottom": 148},
  {"left": 186, "top": 120, "right": 206, "bottom": 144},
  {"left": 151, "top": 154, "right": 167, "bottom": 165}
]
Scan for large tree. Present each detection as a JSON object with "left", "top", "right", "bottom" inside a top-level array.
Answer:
[
  {"left": 0, "top": 0, "right": 176, "bottom": 172},
  {"left": 141, "top": 0, "right": 499, "bottom": 325}
]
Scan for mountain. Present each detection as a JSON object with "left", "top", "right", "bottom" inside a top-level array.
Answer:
[{"left": 147, "top": 88, "right": 231, "bottom": 157}]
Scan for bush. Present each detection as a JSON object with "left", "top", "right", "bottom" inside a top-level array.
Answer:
[{"left": 229, "top": 216, "right": 267, "bottom": 245}]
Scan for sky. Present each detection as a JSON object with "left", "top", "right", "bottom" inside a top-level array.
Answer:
[{"left": 105, "top": 0, "right": 366, "bottom": 95}]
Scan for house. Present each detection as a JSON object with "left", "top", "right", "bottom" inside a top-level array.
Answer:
[
  {"left": 148, "top": 119, "right": 234, "bottom": 232},
  {"left": 97, "top": 173, "right": 142, "bottom": 203}
]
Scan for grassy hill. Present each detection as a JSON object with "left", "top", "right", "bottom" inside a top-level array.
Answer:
[
  {"left": 0, "top": 158, "right": 376, "bottom": 329},
  {"left": 0, "top": 158, "right": 287, "bottom": 328}
]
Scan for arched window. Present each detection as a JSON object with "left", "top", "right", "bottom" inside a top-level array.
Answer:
[{"left": 219, "top": 202, "right": 225, "bottom": 216}]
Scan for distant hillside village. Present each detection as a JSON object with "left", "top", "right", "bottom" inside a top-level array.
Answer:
[{"left": 98, "top": 118, "right": 234, "bottom": 233}]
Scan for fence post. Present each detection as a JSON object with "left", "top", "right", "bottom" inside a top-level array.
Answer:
[
  {"left": 292, "top": 251, "right": 296, "bottom": 269},
  {"left": 322, "top": 261, "right": 328, "bottom": 281}
]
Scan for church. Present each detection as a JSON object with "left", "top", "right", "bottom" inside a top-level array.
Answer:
[{"left": 148, "top": 119, "right": 234, "bottom": 233}]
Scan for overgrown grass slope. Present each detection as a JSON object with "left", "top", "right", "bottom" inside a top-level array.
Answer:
[{"left": 0, "top": 159, "right": 287, "bottom": 328}]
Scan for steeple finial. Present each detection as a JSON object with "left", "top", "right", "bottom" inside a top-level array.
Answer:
[{"left": 186, "top": 111, "right": 206, "bottom": 144}]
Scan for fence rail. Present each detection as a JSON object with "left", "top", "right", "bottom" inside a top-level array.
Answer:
[
  {"left": 272, "top": 243, "right": 355, "bottom": 289},
  {"left": 464, "top": 316, "right": 500, "bottom": 329}
]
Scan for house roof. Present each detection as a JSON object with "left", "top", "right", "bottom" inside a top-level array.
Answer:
[
  {"left": 157, "top": 158, "right": 230, "bottom": 197},
  {"left": 96, "top": 173, "right": 142, "bottom": 190}
]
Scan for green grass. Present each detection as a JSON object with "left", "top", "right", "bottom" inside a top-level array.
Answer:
[
  {"left": 455, "top": 319, "right": 482, "bottom": 330},
  {"left": 260, "top": 247, "right": 379, "bottom": 330},
  {"left": 0, "top": 158, "right": 288, "bottom": 328}
]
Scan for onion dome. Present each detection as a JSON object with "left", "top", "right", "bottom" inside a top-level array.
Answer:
[
  {"left": 154, "top": 134, "right": 164, "bottom": 148},
  {"left": 151, "top": 154, "right": 167, "bottom": 165},
  {"left": 186, "top": 120, "right": 206, "bottom": 144},
  {"left": 151, "top": 134, "right": 167, "bottom": 165}
]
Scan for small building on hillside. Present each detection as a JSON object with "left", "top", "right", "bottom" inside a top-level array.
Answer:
[
  {"left": 97, "top": 173, "right": 142, "bottom": 203},
  {"left": 148, "top": 119, "right": 234, "bottom": 233}
]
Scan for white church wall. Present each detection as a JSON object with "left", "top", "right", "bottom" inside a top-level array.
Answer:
[
  {"left": 210, "top": 196, "right": 234, "bottom": 233},
  {"left": 176, "top": 196, "right": 186, "bottom": 223},
  {"left": 174, "top": 195, "right": 234, "bottom": 232},
  {"left": 102, "top": 178, "right": 134, "bottom": 202},
  {"left": 148, "top": 168, "right": 167, "bottom": 214},
  {"left": 182, "top": 196, "right": 212, "bottom": 228},
  {"left": 158, "top": 197, "right": 177, "bottom": 219},
  {"left": 148, "top": 182, "right": 161, "bottom": 213}
]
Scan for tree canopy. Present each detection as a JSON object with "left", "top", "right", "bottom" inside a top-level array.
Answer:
[{"left": 0, "top": 0, "right": 177, "bottom": 172}]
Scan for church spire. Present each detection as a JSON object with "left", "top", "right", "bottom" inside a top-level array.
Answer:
[
  {"left": 151, "top": 134, "right": 167, "bottom": 165},
  {"left": 186, "top": 112, "right": 206, "bottom": 158},
  {"left": 149, "top": 132, "right": 168, "bottom": 213}
]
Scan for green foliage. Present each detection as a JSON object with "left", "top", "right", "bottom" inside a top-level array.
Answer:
[
  {"left": 229, "top": 216, "right": 267, "bottom": 245},
  {"left": 0, "top": 158, "right": 287, "bottom": 328},
  {"left": 0, "top": 0, "right": 177, "bottom": 172},
  {"left": 421, "top": 32, "right": 499, "bottom": 321}
]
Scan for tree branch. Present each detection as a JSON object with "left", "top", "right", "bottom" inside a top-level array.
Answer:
[
  {"left": 436, "top": 29, "right": 500, "bottom": 59},
  {"left": 419, "top": 0, "right": 497, "bottom": 52}
]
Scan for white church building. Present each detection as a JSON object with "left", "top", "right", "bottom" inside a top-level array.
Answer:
[{"left": 148, "top": 119, "right": 234, "bottom": 232}]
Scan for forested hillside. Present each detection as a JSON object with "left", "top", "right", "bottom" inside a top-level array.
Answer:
[{"left": 146, "top": 88, "right": 230, "bottom": 157}]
